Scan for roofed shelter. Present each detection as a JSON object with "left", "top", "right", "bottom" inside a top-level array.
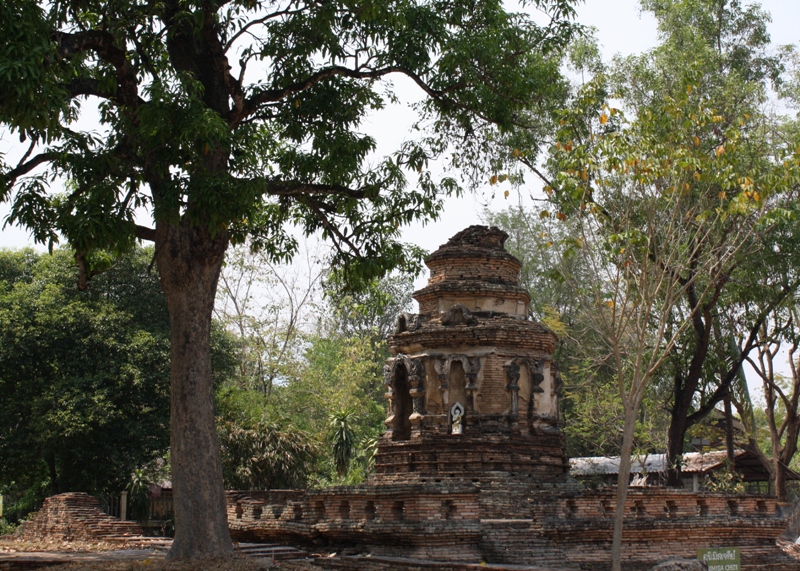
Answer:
[{"left": 570, "top": 450, "right": 800, "bottom": 494}]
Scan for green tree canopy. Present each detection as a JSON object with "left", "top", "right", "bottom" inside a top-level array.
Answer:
[
  {"left": 0, "top": 247, "right": 171, "bottom": 520},
  {"left": 0, "top": 0, "right": 579, "bottom": 557}
]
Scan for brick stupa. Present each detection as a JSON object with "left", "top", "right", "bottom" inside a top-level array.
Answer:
[{"left": 373, "top": 225, "right": 567, "bottom": 483}]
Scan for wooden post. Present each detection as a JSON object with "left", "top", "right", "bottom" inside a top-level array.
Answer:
[{"left": 120, "top": 491, "right": 128, "bottom": 521}]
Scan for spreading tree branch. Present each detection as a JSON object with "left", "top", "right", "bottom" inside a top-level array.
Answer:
[
  {"left": 2, "top": 152, "right": 60, "bottom": 188},
  {"left": 135, "top": 224, "right": 157, "bottom": 242},
  {"left": 230, "top": 65, "right": 465, "bottom": 126},
  {"left": 264, "top": 181, "right": 367, "bottom": 199},
  {"left": 52, "top": 30, "right": 142, "bottom": 108}
]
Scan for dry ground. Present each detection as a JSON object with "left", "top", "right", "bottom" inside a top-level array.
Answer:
[
  {"left": 0, "top": 536, "right": 324, "bottom": 571},
  {"left": 41, "top": 556, "right": 321, "bottom": 571},
  {"left": 0, "top": 537, "right": 144, "bottom": 553}
]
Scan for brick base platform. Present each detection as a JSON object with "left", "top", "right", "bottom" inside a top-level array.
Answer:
[{"left": 227, "top": 485, "right": 800, "bottom": 571}]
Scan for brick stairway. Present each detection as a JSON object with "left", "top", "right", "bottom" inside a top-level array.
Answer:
[{"left": 236, "top": 542, "right": 308, "bottom": 561}]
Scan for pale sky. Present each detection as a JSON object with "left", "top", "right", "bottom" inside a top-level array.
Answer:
[
  {"left": 400, "top": 0, "right": 798, "bottom": 255},
  {"left": 1, "top": 0, "right": 796, "bottom": 251}
]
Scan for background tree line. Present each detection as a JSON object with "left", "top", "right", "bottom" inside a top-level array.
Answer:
[{"left": 0, "top": 243, "right": 411, "bottom": 527}]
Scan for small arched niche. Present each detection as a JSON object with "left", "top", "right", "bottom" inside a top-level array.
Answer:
[
  {"left": 537, "top": 362, "right": 554, "bottom": 416},
  {"left": 424, "top": 360, "right": 443, "bottom": 415},
  {"left": 391, "top": 362, "right": 413, "bottom": 440}
]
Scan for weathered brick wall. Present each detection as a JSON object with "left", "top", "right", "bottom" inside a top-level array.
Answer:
[
  {"left": 15, "top": 493, "right": 143, "bottom": 542},
  {"left": 427, "top": 256, "right": 522, "bottom": 287},
  {"left": 390, "top": 318, "right": 557, "bottom": 355},
  {"left": 369, "top": 434, "right": 568, "bottom": 484},
  {"left": 415, "top": 287, "right": 530, "bottom": 316},
  {"left": 228, "top": 484, "right": 799, "bottom": 570},
  {"left": 532, "top": 488, "right": 796, "bottom": 570}
]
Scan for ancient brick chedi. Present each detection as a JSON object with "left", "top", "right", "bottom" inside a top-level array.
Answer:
[
  {"left": 374, "top": 225, "right": 567, "bottom": 483},
  {"left": 227, "top": 226, "right": 800, "bottom": 571}
]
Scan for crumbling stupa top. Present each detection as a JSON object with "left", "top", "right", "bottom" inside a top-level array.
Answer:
[
  {"left": 413, "top": 225, "right": 531, "bottom": 317},
  {"left": 426, "top": 225, "right": 521, "bottom": 268}
]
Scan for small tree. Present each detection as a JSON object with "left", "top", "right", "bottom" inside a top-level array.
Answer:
[
  {"left": 218, "top": 419, "right": 317, "bottom": 490},
  {"left": 329, "top": 408, "right": 357, "bottom": 478},
  {"left": 215, "top": 240, "right": 323, "bottom": 397},
  {"left": 737, "top": 301, "right": 800, "bottom": 500},
  {"left": 542, "top": 70, "right": 781, "bottom": 568}
]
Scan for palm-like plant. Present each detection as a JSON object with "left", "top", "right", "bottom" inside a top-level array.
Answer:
[{"left": 329, "top": 408, "right": 357, "bottom": 477}]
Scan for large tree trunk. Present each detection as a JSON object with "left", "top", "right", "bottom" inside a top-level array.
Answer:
[
  {"left": 776, "top": 427, "right": 798, "bottom": 501},
  {"left": 665, "top": 341, "right": 714, "bottom": 485},
  {"left": 157, "top": 221, "right": 232, "bottom": 559}
]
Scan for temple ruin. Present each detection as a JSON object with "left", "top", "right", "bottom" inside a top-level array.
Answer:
[
  {"left": 374, "top": 224, "right": 566, "bottom": 485},
  {"left": 228, "top": 226, "right": 800, "bottom": 570}
]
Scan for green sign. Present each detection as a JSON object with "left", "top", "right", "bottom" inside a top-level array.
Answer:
[{"left": 697, "top": 547, "right": 740, "bottom": 571}]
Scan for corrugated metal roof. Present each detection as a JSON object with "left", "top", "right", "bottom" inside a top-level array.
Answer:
[{"left": 569, "top": 450, "right": 734, "bottom": 476}]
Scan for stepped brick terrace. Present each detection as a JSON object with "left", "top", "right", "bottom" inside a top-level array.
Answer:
[{"left": 15, "top": 493, "right": 143, "bottom": 544}]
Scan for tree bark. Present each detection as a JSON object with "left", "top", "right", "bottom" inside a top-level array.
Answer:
[
  {"left": 774, "top": 459, "right": 787, "bottom": 501},
  {"left": 723, "top": 389, "right": 735, "bottom": 464},
  {"left": 665, "top": 288, "right": 713, "bottom": 487},
  {"left": 665, "top": 403, "right": 689, "bottom": 487},
  {"left": 775, "top": 420, "right": 799, "bottom": 501},
  {"left": 611, "top": 406, "right": 638, "bottom": 571},
  {"left": 156, "top": 221, "right": 232, "bottom": 559}
]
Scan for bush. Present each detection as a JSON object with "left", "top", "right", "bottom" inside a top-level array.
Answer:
[{"left": 0, "top": 518, "right": 17, "bottom": 536}]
